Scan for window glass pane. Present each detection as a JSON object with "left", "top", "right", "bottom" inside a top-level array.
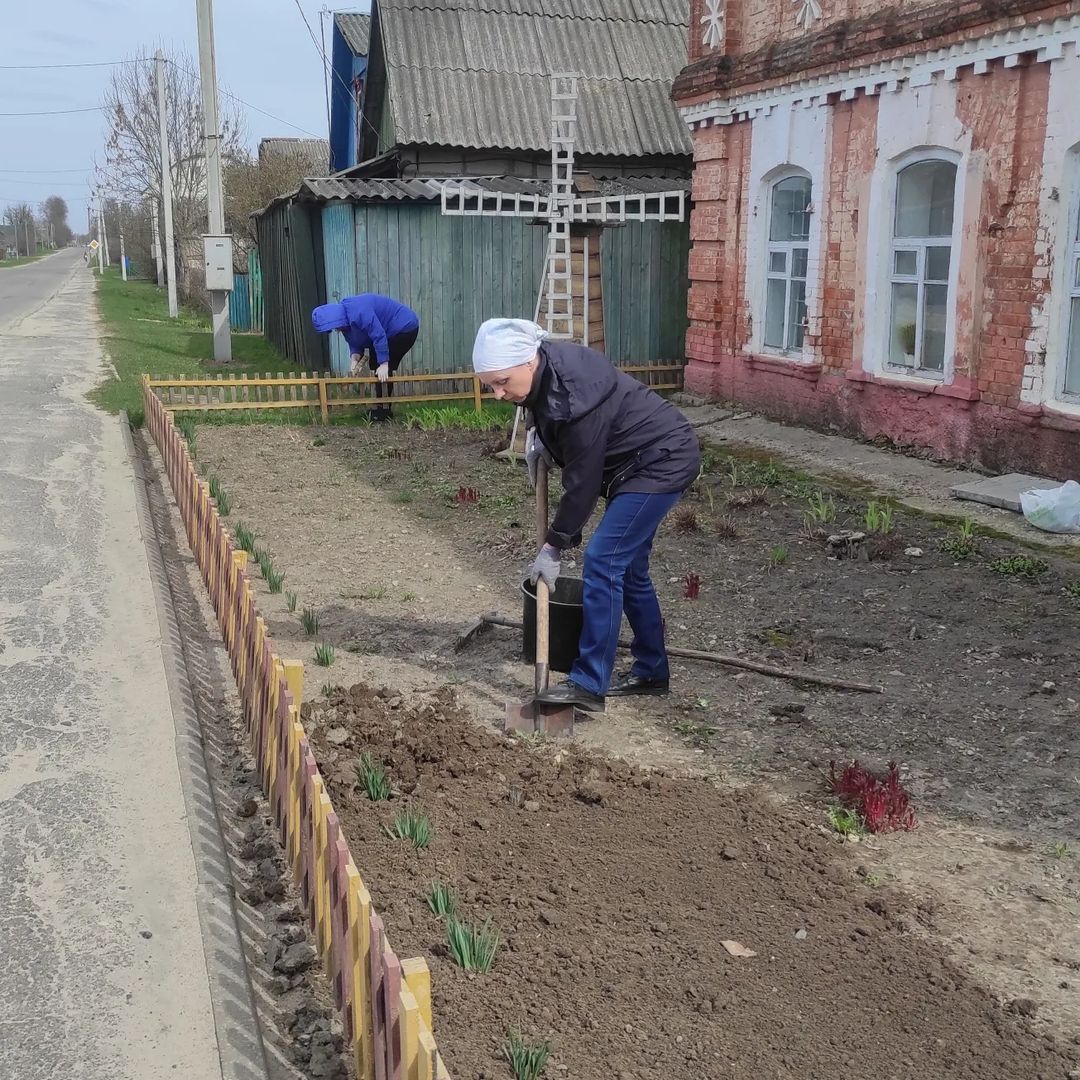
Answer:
[
  {"left": 770, "top": 176, "right": 812, "bottom": 242},
  {"left": 925, "top": 246, "right": 951, "bottom": 282},
  {"left": 1065, "top": 297, "right": 1080, "bottom": 396},
  {"left": 894, "top": 160, "right": 957, "bottom": 238},
  {"left": 893, "top": 249, "right": 917, "bottom": 276},
  {"left": 791, "top": 247, "right": 808, "bottom": 279},
  {"left": 889, "top": 282, "right": 919, "bottom": 366},
  {"left": 787, "top": 279, "right": 807, "bottom": 351},
  {"left": 922, "top": 283, "right": 948, "bottom": 372},
  {"left": 1073, "top": 256, "right": 1080, "bottom": 291},
  {"left": 768, "top": 250, "right": 787, "bottom": 274},
  {"left": 764, "top": 277, "right": 787, "bottom": 348}
]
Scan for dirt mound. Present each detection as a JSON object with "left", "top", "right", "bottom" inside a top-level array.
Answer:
[{"left": 303, "top": 684, "right": 1074, "bottom": 1080}]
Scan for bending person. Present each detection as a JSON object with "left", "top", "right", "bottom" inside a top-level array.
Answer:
[
  {"left": 472, "top": 319, "right": 700, "bottom": 712},
  {"left": 312, "top": 293, "right": 420, "bottom": 421}
]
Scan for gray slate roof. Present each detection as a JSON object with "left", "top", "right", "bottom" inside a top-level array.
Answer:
[
  {"left": 335, "top": 12, "right": 372, "bottom": 55},
  {"left": 375, "top": 0, "right": 690, "bottom": 158},
  {"left": 294, "top": 174, "right": 689, "bottom": 202}
]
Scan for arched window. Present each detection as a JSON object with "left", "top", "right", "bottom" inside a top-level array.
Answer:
[
  {"left": 888, "top": 158, "right": 958, "bottom": 373},
  {"left": 763, "top": 174, "right": 812, "bottom": 354}
]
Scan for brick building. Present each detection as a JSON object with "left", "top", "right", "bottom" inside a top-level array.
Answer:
[{"left": 673, "top": 1, "right": 1080, "bottom": 478}]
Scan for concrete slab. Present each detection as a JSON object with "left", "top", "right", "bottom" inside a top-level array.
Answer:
[{"left": 950, "top": 473, "right": 1061, "bottom": 513}]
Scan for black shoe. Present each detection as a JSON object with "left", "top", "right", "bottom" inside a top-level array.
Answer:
[
  {"left": 607, "top": 673, "right": 670, "bottom": 697},
  {"left": 535, "top": 680, "right": 606, "bottom": 713}
]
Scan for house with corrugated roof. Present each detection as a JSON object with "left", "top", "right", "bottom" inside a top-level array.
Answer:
[
  {"left": 257, "top": 0, "right": 694, "bottom": 373},
  {"left": 334, "top": 0, "right": 690, "bottom": 179}
]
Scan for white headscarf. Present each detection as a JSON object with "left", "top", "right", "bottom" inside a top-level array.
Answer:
[{"left": 471, "top": 318, "right": 548, "bottom": 373}]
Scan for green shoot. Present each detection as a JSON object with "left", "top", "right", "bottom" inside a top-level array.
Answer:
[
  {"left": 767, "top": 543, "right": 789, "bottom": 569},
  {"left": 255, "top": 549, "right": 274, "bottom": 578},
  {"left": 356, "top": 752, "right": 391, "bottom": 802},
  {"left": 384, "top": 808, "right": 433, "bottom": 851},
  {"left": 425, "top": 881, "right": 458, "bottom": 918},
  {"left": 864, "top": 500, "right": 894, "bottom": 535},
  {"left": 285, "top": 590, "right": 298, "bottom": 612},
  {"left": 391, "top": 489, "right": 415, "bottom": 504},
  {"left": 1064, "top": 581, "right": 1080, "bottom": 598},
  {"left": 804, "top": 491, "right": 837, "bottom": 524},
  {"left": 208, "top": 475, "right": 222, "bottom": 500},
  {"left": 215, "top": 489, "right": 232, "bottom": 516},
  {"left": 266, "top": 567, "right": 286, "bottom": 594},
  {"left": 941, "top": 518, "right": 977, "bottom": 560},
  {"left": 446, "top": 916, "right": 499, "bottom": 972},
  {"left": 988, "top": 555, "right": 1048, "bottom": 578},
  {"left": 314, "top": 642, "right": 336, "bottom": 667},
  {"left": 301, "top": 607, "right": 320, "bottom": 636},
  {"left": 234, "top": 522, "right": 257, "bottom": 554},
  {"left": 503, "top": 1030, "right": 553, "bottom": 1080},
  {"left": 321, "top": 681, "right": 340, "bottom": 697},
  {"left": 827, "top": 806, "right": 863, "bottom": 837}
]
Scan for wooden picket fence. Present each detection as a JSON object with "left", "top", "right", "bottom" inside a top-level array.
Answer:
[
  {"left": 144, "top": 364, "right": 685, "bottom": 421},
  {"left": 143, "top": 380, "right": 451, "bottom": 1080}
]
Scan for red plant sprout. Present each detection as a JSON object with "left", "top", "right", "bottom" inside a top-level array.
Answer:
[
  {"left": 455, "top": 486, "right": 480, "bottom": 504},
  {"left": 829, "top": 760, "right": 917, "bottom": 833},
  {"left": 683, "top": 573, "right": 701, "bottom": 599}
]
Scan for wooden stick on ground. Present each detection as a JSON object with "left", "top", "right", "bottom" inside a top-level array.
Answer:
[{"left": 455, "top": 613, "right": 883, "bottom": 694}]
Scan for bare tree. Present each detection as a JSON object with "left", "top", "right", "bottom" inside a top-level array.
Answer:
[
  {"left": 101, "top": 50, "right": 245, "bottom": 296},
  {"left": 3, "top": 203, "right": 36, "bottom": 256},
  {"left": 224, "top": 149, "right": 316, "bottom": 247}
]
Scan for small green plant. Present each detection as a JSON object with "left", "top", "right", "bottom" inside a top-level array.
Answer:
[
  {"left": 425, "top": 880, "right": 458, "bottom": 918},
  {"left": 285, "top": 590, "right": 298, "bottom": 612},
  {"left": 384, "top": 808, "right": 433, "bottom": 850},
  {"left": 208, "top": 475, "right": 222, "bottom": 501},
  {"left": 827, "top": 806, "right": 864, "bottom": 837},
  {"left": 301, "top": 607, "right": 320, "bottom": 636},
  {"left": 356, "top": 752, "right": 391, "bottom": 801},
  {"left": 401, "top": 591, "right": 418, "bottom": 602},
  {"left": 726, "top": 460, "right": 741, "bottom": 488},
  {"left": 266, "top": 567, "right": 286, "bottom": 594},
  {"left": 941, "top": 517, "right": 977, "bottom": 560},
  {"left": 321, "top": 681, "right": 340, "bottom": 697},
  {"left": 864, "top": 500, "right": 894, "bottom": 535},
  {"left": 898, "top": 321, "right": 917, "bottom": 357},
  {"left": 503, "top": 1030, "right": 553, "bottom": 1080},
  {"left": 864, "top": 871, "right": 883, "bottom": 888},
  {"left": 767, "top": 544, "right": 789, "bottom": 569},
  {"left": 1048, "top": 841, "right": 1072, "bottom": 859},
  {"left": 1063, "top": 581, "right": 1080, "bottom": 598},
  {"left": 314, "top": 642, "right": 336, "bottom": 667},
  {"left": 215, "top": 489, "right": 232, "bottom": 516},
  {"left": 234, "top": 523, "right": 257, "bottom": 554},
  {"left": 446, "top": 916, "right": 499, "bottom": 972},
  {"left": 728, "top": 486, "right": 768, "bottom": 509},
  {"left": 391, "top": 488, "right": 415, "bottom": 504},
  {"left": 989, "top": 554, "right": 1048, "bottom": 578},
  {"left": 255, "top": 549, "right": 274, "bottom": 578},
  {"left": 312, "top": 436, "right": 326, "bottom": 447},
  {"left": 804, "top": 491, "right": 837, "bottom": 524},
  {"left": 177, "top": 416, "right": 197, "bottom": 456}
]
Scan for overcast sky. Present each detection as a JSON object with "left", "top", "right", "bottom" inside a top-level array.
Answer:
[{"left": 1, "top": 0, "right": 365, "bottom": 231}]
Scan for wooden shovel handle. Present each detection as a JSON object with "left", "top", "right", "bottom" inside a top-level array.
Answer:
[{"left": 534, "top": 457, "right": 551, "bottom": 691}]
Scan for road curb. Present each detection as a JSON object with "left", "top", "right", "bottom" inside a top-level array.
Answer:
[{"left": 121, "top": 411, "right": 271, "bottom": 1080}]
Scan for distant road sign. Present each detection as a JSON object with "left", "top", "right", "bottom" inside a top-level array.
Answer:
[{"left": 89, "top": 239, "right": 99, "bottom": 251}]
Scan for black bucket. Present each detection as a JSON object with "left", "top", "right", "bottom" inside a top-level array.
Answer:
[{"left": 521, "top": 576, "right": 583, "bottom": 674}]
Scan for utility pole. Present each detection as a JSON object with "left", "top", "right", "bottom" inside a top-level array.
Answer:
[
  {"left": 195, "top": 0, "right": 233, "bottom": 361},
  {"left": 23, "top": 214, "right": 31, "bottom": 257},
  {"left": 95, "top": 193, "right": 104, "bottom": 274},
  {"left": 155, "top": 50, "right": 179, "bottom": 319},
  {"left": 319, "top": 6, "right": 332, "bottom": 167},
  {"left": 101, "top": 198, "right": 111, "bottom": 265},
  {"left": 119, "top": 218, "right": 127, "bottom": 281},
  {"left": 151, "top": 199, "right": 164, "bottom": 287}
]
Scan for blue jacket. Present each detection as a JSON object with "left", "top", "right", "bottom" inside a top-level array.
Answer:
[
  {"left": 526, "top": 342, "right": 700, "bottom": 550},
  {"left": 315, "top": 294, "right": 419, "bottom": 366}
]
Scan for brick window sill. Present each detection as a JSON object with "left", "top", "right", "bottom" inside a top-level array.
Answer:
[
  {"left": 745, "top": 353, "right": 823, "bottom": 382},
  {"left": 1017, "top": 402, "right": 1080, "bottom": 433},
  {"left": 845, "top": 369, "right": 980, "bottom": 406}
]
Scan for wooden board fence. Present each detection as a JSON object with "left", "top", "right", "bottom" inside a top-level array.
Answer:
[
  {"left": 143, "top": 379, "right": 453, "bottom": 1080},
  {"left": 145, "top": 364, "right": 684, "bottom": 422}
]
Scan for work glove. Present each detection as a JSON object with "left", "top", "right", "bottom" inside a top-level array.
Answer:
[
  {"left": 349, "top": 353, "right": 364, "bottom": 375},
  {"left": 525, "top": 428, "right": 555, "bottom": 488},
  {"left": 376, "top": 362, "right": 390, "bottom": 383},
  {"left": 529, "top": 544, "right": 561, "bottom": 590}
]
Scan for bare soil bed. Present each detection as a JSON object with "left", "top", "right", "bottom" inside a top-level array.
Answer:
[{"left": 196, "top": 420, "right": 1080, "bottom": 1078}]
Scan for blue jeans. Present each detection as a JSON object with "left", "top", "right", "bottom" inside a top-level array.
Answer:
[{"left": 569, "top": 490, "right": 683, "bottom": 696}]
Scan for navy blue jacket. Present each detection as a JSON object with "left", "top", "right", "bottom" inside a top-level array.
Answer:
[
  {"left": 526, "top": 342, "right": 700, "bottom": 550},
  {"left": 340, "top": 294, "right": 419, "bottom": 366}
]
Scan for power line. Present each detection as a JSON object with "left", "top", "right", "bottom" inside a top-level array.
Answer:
[
  {"left": 0, "top": 106, "right": 104, "bottom": 117},
  {"left": 166, "top": 57, "right": 326, "bottom": 141},
  {"left": 0, "top": 168, "right": 92, "bottom": 174},
  {"left": 0, "top": 59, "right": 143, "bottom": 70}
]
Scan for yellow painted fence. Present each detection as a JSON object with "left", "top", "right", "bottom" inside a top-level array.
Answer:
[
  {"left": 145, "top": 365, "right": 685, "bottom": 421},
  {"left": 143, "top": 379, "right": 452, "bottom": 1080}
]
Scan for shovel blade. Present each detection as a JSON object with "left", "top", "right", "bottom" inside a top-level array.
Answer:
[{"left": 504, "top": 699, "right": 575, "bottom": 736}]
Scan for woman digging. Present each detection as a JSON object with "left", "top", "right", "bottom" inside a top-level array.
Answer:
[
  {"left": 311, "top": 293, "right": 420, "bottom": 421},
  {"left": 472, "top": 319, "right": 700, "bottom": 712}
]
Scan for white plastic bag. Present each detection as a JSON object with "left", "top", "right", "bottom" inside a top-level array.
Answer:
[{"left": 1020, "top": 480, "right": 1080, "bottom": 534}]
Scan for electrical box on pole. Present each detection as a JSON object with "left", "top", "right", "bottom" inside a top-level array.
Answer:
[{"left": 203, "top": 235, "right": 234, "bottom": 292}]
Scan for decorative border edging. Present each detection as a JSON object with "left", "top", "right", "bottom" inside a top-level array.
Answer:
[{"left": 142, "top": 375, "right": 452, "bottom": 1080}]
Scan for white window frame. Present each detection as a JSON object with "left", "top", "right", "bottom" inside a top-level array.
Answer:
[
  {"left": 1056, "top": 161, "right": 1080, "bottom": 403},
  {"left": 885, "top": 155, "right": 960, "bottom": 379},
  {"left": 762, "top": 170, "right": 812, "bottom": 358}
]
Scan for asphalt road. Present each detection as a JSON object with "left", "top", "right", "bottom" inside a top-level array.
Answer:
[{"left": 0, "top": 251, "right": 230, "bottom": 1078}]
